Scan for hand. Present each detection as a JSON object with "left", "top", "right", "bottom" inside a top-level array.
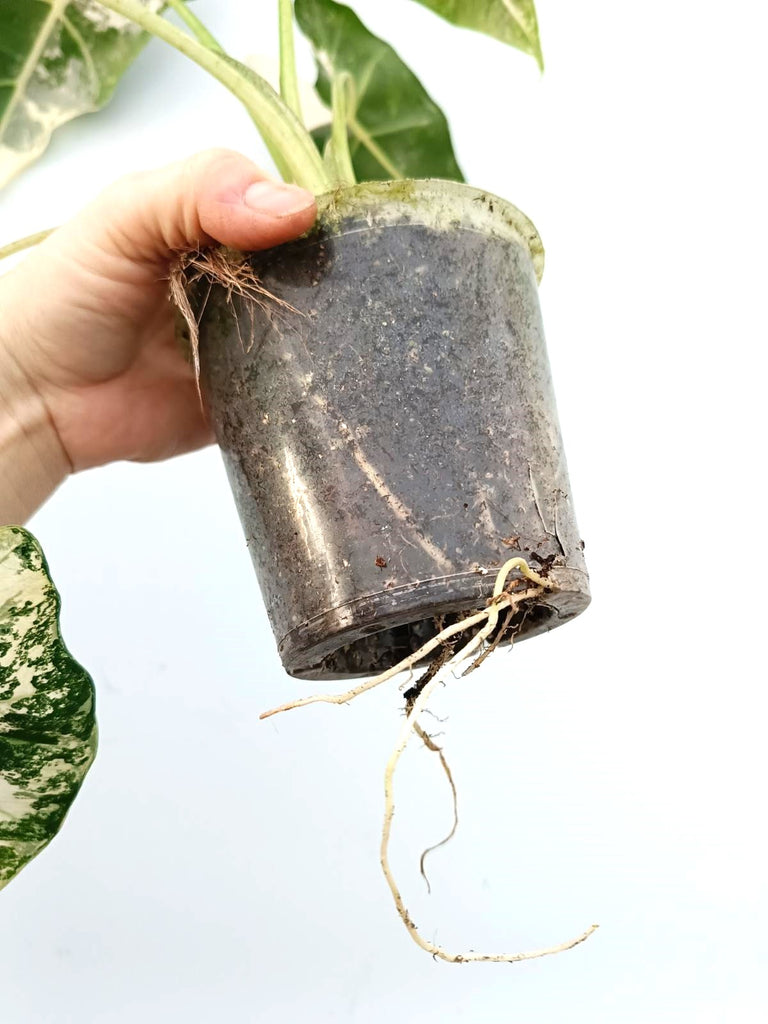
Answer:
[{"left": 0, "top": 149, "right": 316, "bottom": 524}]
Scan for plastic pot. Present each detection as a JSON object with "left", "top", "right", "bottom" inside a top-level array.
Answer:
[{"left": 196, "top": 180, "right": 589, "bottom": 679}]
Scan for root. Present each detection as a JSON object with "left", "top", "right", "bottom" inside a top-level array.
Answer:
[
  {"left": 406, "top": 646, "right": 459, "bottom": 895},
  {"left": 380, "top": 567, "right": 598, "bottom": 962},
  {"left": 168, "top": 247, "right": 300, "bottom": 399},
  {"left": 462, "top": 603, "right": 517, "bottom": 675},
  {"left": 260, "top": 559, "right": 550, "bottom": 721},
  {"left": 414, "top": 721, "right": 458, "bottom": 895},
  {"left": 259, "top": 604, "right": 493, "bottom": 721},
  {"left": 402, "top": 640, "right": 455, "bottom": 711},
  {"left": 260, "top": 558, "right": 599, "bottom": 963}
]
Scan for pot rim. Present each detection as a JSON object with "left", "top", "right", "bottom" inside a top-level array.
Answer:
[{"left": 312, "top": 179, "right": 545, "bottom": 283}]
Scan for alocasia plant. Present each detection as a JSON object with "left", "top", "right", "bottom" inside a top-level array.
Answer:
[
  {"left": 0, "top": 0, "right": 543, "bottom": 197},
  {"left": 0, "top": 0, "right": 545, "bottom": 915},
  {"left": 0, "top": 0, "right": 600, "bottom": 976}
]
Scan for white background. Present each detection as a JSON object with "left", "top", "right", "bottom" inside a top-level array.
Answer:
[{"left": 2, "top": 1, "right": 767, "bottom": 1021}]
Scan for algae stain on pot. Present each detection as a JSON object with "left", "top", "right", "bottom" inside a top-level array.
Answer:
[{"left": 192, "top": 179, "right": 588, "bottom": 678}]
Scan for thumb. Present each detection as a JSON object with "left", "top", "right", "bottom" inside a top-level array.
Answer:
[{"left": 64, "top": 148, "right": 317, "bottom": 270}]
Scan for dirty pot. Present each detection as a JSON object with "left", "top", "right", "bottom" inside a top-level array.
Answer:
[{"left": 196, "top": 179, "right": 589, "bottom": 679}]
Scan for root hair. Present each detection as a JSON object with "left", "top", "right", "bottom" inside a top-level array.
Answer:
[{"left": 168, "top": 247, "right": 301, "bottom": 399}]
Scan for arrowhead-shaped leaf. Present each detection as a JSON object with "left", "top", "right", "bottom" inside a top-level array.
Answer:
[
  {"left": 410, "top": 0, "right": 543, "bottom": 70},
  {"left": 295, "top": 0, "right": 463, "bottom": 183},
  {"left": 0, "top": 527, "right": 97, "bottom": 892},
  {"left": 0, "top": 0, "right": 163, "bottom": 190}
]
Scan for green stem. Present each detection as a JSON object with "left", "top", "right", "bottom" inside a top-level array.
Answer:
[
  {"left": 278, "top": 0, "right": 302, "bottom": 123},
  {"left": 329, "top": 74, "right": 356, "bottom": 186},
  {"left": 96, "top": 0, "right": 330, "bottom": 193},
  {"left": 165, "top": 0, "right": 224, "bottom": 53},
  {"left": 0, "top": 228, "right": 54, "bottom": 262},
  {"left": 349, "top": 116, "right": 404, "bottom": 179}
]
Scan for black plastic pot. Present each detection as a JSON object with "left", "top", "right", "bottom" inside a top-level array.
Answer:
[{"left": 197, "top": 180, "right": 589, "bottom": 679}]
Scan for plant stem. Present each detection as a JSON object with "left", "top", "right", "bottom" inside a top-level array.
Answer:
[
  {"left": 165, "top": 0, "right": 224, "bottom": 53},
  {"left": 278, "top": 0, "right": 302, "bottom": 123},
  {"left": 0, "top": 228, "right": 54, "bottom": 262},
  {"left": 349, "top": 116, "right": 403, "bottom": 179},
  {"left": 329, "top": 73, "right": 356, "bottom": 186},
  {"left": 96, "top": 0, "right": 330, "bottom": 193}
]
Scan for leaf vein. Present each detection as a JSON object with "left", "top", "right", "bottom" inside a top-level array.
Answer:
[
  {"left": 61, "top": 13, "right": 100, "bottom": 93},
  {"left": 0, "top": 0, "right": 69, "bottom": 141}
]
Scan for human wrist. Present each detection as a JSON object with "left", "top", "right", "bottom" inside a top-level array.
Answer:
[{"left": 0, "top": 346, "right": 70, "bottom": 524}]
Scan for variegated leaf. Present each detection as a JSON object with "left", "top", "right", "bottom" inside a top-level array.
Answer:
[
  {"left": 411, "top": 0, "right": 543, "bottom": 70},
  {"left": 0, "top": 0, "right": 164, "bottom": 190},
  {"left": 0, "top": 526, "right": 97, "bottom": 891}
]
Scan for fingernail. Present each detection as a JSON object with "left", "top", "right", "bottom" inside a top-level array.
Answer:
[{"left": 243, "top": 180, "right": 314, "bottom": 217}]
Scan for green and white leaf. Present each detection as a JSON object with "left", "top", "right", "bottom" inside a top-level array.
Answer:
[
  {"left": 295, "top": 0, "right": 463, "bottom": 184},
  {"left": 0, "top": 526, "right": 97, "bottom": 892},
  {"left": 0, "top": 0, "right": 164, "bottom": 190},
  {"left": 410, "top": 0, "right": 543, "bottom": 70}
]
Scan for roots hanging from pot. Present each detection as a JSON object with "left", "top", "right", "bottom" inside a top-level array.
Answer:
[
  {"left": 413, "top": 722, "right": 458, "bottom": 896},
  {"left": 261, "top": 558, "right": 599, "bottom": 964},
  {"left": 169, "top": 248, "right": 300, "bottom": 397},
  {"left": 403, "top": 643, "right": 460, "bottom": 895}
]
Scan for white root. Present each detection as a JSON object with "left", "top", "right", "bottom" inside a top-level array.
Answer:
[
  {"left": 260, "top": 558, "right": 599, "bottom": 963},
  {"left": 260, "top": 604, "right": 492, "bottom": 721},
  {"left": 414, "top": 722, "right": 458, "bottom": 895},
  {"left": 260, "top": 559, "right": 550, "bottom": 721}
]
